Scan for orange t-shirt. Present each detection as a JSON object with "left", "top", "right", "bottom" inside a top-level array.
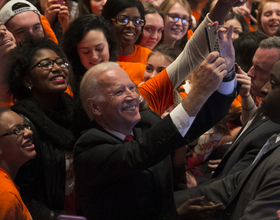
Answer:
[
  {"left": 244, "top": 17, "right": 255, "bottom": 32},
  {"left": 0, "top": 168, "right": 32, "bottom": 220},
  {"left": 65, "top": 85, "right": 73, "bottom": 97},
  {"left": 187, "top": 29, "right": 194, "bottom": 40},
  {"left": 191, "top": 10, "right": 201, "bottom": 25},
  {"left": 41, "top": 15, "right": 58, "bottom": 44},
  {"left": 231, "top": 94, "right": 262, "bottom": 107},
  {"left": 138, "top": 68, "right": 174, "bottom": 116},
  {"left": 118, "top": 45, "right": 152, "bottom": 65},
  {"left": 118, "top": 61, "right": 146, "bottom": 86},
  {"left": 231, "top": 94, "right": 242, "bottom": 107}
]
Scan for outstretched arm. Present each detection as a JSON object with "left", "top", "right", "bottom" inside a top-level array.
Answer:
[
  {"left": 167, "top": 0, "right": 243, "bottom": 89},
  {"left": 180, "top": 52, "right": 227, "bottom": 117}
]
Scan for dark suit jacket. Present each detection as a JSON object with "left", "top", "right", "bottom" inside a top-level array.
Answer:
[
  {"left": 74, "top": 89, "right": 238, "bottom": 220},
  {"left": 213, "top": 108, "right": 280, "bottom": 178},
  {"left": 74, "top": 111, "right": 186, "bottom": 220},
  {"left": 176, "top": 139, "right": 280, "bottom": 220}
]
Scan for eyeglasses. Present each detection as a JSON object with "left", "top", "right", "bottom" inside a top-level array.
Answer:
[
  {"left": 0, "top": 122, "right": 31, "bottom": 137},
  {"left": 111, "top": 15, "right": 145, "bottom": 27},
  {"left": 29, "top": 58, "right": 69, "bottom": 71},
  {"left": 167, "top": 13, "right": 192, "bottom": 26}
]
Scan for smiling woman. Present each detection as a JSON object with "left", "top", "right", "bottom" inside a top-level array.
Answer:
[
  {"left": 101, "top": 0, "right": 152, "bottom": 64},
  {"left": 160, "top": 0, "right": 192, "bottom": 47},
  {"left": 0, "top": 108, "right": 35, "bottom": 220},
  {"left": 140, "top": 2, "right": 164, "bottom": 50},
  {"left": 5, "top": 37, "right": 77, "bottom": 219},
  {"left": 257, "top": 0, "right": 280, "bottom": 37}
]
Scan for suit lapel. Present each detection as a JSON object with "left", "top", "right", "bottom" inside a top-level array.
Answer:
[
  {"left": 226, "top": 110, "right": 268, "bottom": 154},
  {"left": 226, "top": 140, "right": 280, "bottom": 206}
]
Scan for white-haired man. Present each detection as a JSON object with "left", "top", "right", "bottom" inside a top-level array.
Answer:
[{"left": 74, "top": 47, "right": 237, "bottom": 219}]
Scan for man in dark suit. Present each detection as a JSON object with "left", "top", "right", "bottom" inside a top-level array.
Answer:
[
  {"left": 174, "top": 51, "right": 280, "bottom": 220},
  {"left": 193, "top": 37, "right": 280, "bottom": 184},
  {"left": 73, "top": 48, "right": 239, "bottom": 219},
  {"left": 212, "top": 36, "right": 280, "bottom": 179}
]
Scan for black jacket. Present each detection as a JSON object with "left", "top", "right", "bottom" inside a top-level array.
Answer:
[
  {"left": 13, "top": 94, "right": 76, "bottom": 220},
  {"left": 74, "top": 89, "right": 238, "bottom": 220}
]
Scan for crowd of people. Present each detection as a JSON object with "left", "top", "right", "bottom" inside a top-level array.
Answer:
[{"left": 1, "top": 0, "right": 280, "bottom": 219}]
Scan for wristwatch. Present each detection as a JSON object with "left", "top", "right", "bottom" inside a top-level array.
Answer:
[{"left": 222, "top": 64, "right": 236, "bottom": 82}]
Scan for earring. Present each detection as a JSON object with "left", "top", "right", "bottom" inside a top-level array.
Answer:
[{"left": 28, "top": 85, "right": 32, "bottom": 90}]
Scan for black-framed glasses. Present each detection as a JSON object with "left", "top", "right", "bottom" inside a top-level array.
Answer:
[
  {"left": 167, "top": 13, "right": 192, "bottom": 26},
  {"left": 111, "top": 15, "right": 145, "bottom": 27},
  {"left": 29, "top": 58, "right": 69, "bottom": 71},
  {"left": 0, "top": 122, "right": 31, "bottom": 137}
]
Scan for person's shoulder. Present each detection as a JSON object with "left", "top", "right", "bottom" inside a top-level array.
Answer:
[
  {"left": 0, "top": 188, "right": 25, "bottom": 219},
  {"left": 118, "top": 61, "right": 146, "bottom": 69},
  {"left": 118, "top": 61, "right": 146, "bottom": 86},
  {"left": 0, "top": 170, "right": 18, "bottom": 196},
  {"left": 140, "top": 110, "right": 161, "bottom": 118},
  {"left": 135, "top": 45, "right": 152, "bottom": 54},
  {"left": 75, "top": 123, "right": 117, "bottom": 147},
  {"left": 136, "top": 110, "right": 162, "bottom": 127}
]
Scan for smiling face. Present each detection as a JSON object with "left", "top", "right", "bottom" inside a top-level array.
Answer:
[
  {"left": 261, "top": 60, "right": 280, "bottom": 124},
  {"left": 224, "top": 18, "right": 243, "bottom": 40},
  {"left": 0, "top": 23, "right": 16, "bottom": 58},
  {"left": 94, "top": 67, "right": 141, "bottom": 135},
  {"left": 261, "top": 2, "right": 280, "bottom": 37},
  {"left": 144, "top": 52, "right": 172, "bottom": 81},
  {"left": 113, "top": 7, "right": 142, "bottom": 49},
  {"left": 90, "top": 0, "right": 107, "bottom": 14},
  {"left": 140, "top": 13, "right": 164, "bottom": 50},
  {"left": 163, "top": 3, "right": 189, "bottom": 46},
  {"left": 247, "top": 48, "right": 280, "bottom": 97},
  {"left": 25, "top": 49, "right": 69, "bottom": 97},
  {"left": 6, "top": 11, "right": 44, "bottom": 43},
  {"left": 78, "top": 30, "right": 110, "bottom": 69},
  {"left": 0, "top": 110, "right": 36, "bottom": 169}
]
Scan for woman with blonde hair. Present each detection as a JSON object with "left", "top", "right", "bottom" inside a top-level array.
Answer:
[{"left": 160, "top": 0, "right": 192, "bottom": 47}]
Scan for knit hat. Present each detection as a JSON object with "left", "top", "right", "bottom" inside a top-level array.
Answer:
[{"left": 0, "top": 0, "right": 40, "bottom": 24}]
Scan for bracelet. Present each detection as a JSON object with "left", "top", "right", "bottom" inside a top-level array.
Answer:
[
  {"left": 240, "top": 93, "right": 250, "bottom": 98},
  {"left": 242, "top": 102, "right": 255, "bottom": 111}
]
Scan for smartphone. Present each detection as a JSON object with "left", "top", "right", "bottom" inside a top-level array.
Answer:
[
  {"left": 57, "top": 215, "right": 87, "bottom": 220},
  {"left": 205, "top": 26, "right": 220, "bottom": 53},
  {"left": 250, "top": 2, "right": 260, "bottom": 25}
]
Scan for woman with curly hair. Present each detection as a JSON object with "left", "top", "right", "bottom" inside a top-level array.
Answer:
[{"left": 6, "top": 37, "right": 77, "bottom": 220}]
